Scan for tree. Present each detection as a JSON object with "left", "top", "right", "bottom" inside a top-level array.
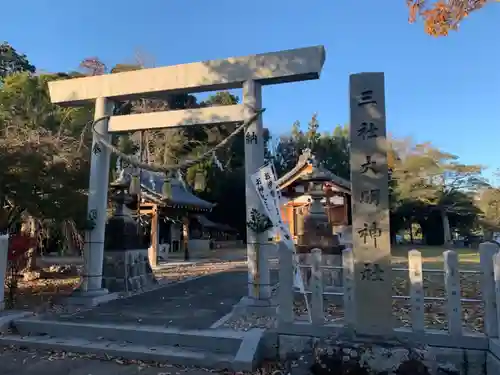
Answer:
[
  {"left": 0, "top": 71, "right": 93, "bottom": 267},
  {"left": 79, "top": 57, "right": 106, "bottom": 76},
  {"left": 391, "top": 141, "right": 484, "bottom": 245},
  {"left": 477, "top": 186, "right": 500, "bottom": 240},
  {"left": 272, "top": 117, "right": 350, "bottom": 180},
  {"left": 407, "top": 0, "right": 495, "bottom": 36},
  {"left": 0, "top": 42, "right": 35, "bottom": 81},
  {"left": 184, "top": 92, "right": 249, "bottom": 236}
]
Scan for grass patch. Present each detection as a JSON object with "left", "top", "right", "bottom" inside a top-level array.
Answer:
[{"left": 392, "top": 245, "right": 480, "bottom": 269}]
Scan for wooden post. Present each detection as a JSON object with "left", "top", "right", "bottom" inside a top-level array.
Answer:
[
  {"left": 182, "top": 216, "right": 189, "bottom": 261},
  {"left": 444, "top": 250, "right": 462, "bottom": 336},
  {"left": 408, "top": 250, "right": 424, "bottom": 333},
  {"left": 343, "top": 193, "right": 349, "bottom": 225},
  {"left": 349, "top": 73, "right": 392, "bottom": 335},
  {"left": 148, "top": 204, "right": 159, "bottom": 268}
]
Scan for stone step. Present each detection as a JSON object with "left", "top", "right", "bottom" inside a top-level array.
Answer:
[
  {"left": 14, "top": 318, "right": 244, "bottom": 354},
  {"left": 9, "top": 318, "right": 264, "bottom": 371},
  {"left": 0, "top": 334, "right": 241, "bottom": 370}
]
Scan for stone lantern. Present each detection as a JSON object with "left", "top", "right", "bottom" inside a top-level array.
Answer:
[
  {"left": 295, "top": 167, "right": 345, "bottom": 290},
  {"left": 104, "top": 171, "right": 142, "bottom": 251},
  {"left": 296, "top": 167, "right": 344, "bottom": 255},
  {"left": 101, "top": 170, "right": 157, "bottom": 293}
]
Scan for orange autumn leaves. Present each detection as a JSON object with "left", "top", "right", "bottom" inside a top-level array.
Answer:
[{"left": 407, "top": 0, "right": 491, "bottom": 36}]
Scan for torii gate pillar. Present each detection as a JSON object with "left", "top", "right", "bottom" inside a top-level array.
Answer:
[
  {"left": 81, "top": 97, "right": 113, "bottom": 295},
  {"left": 243, "top": 80, "right": 271, "bottom": 300}
]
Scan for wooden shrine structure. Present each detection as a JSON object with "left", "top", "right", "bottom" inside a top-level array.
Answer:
[
  {"left": 127, "top": 170, "right": 220, "bottom": 267},
  {"left": 277, "top": 151, "right": 352, "bottom": 242}
]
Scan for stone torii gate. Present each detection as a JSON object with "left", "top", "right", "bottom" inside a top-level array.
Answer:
[{"left": 47, "top": 46, "right": 325, "bottom": 304}]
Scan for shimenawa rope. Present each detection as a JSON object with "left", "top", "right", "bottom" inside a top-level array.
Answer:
[{"left": 91, "top": 109, "right": 265, "bottom": 173}]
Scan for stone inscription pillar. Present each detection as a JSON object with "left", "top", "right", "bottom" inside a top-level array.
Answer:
[{"left": 349, "top": 73, "right": 393, "bottom": 335}]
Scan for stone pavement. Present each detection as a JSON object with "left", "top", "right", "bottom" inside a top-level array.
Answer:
[
  {"left": 2, "top": 265, "right": 279, "bottom": 374},
  {"left": 0, "top": 347, "right": 216, "bottom": 375},
  {"left": 161, "top": 246, "right": 249, "bottom": 263},
  {"left": 38, "top": 265, "right": 278, "bottom": 330}
]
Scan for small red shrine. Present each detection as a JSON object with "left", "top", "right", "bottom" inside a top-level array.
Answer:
[{"left": 277, "top": 150, "right": 352, "bottom": 242}]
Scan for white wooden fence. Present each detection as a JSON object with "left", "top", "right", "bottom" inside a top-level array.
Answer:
[{"left": 277, "top": 242, "right": 500, "bottom": 351}]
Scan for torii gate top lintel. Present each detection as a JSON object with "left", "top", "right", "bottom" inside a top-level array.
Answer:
[{"left": 47, "top": 45, "right": 325, "bottom": 106}]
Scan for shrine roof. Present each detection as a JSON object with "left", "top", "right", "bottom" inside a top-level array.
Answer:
[
  {"left": 194, "top": 215, "right": 238, "bottom": 232},
  {"left": 120, "top": 169, "right": 214, "bottom": 210},
  {"left": 217, "top": 223, "right": 238, "bottom": 232},
  {"left": 141, "top": 171, "right": 214, "bottom": 210},
  {"left": 276, "top": 149, "right": 351, "bottom": 194},
  {"left": 194, "top": 215, "right": 219, "bottom": 228}
]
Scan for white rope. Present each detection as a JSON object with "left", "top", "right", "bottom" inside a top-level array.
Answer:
[{"left": 92, "top": 108, "right": 265, "bottom": 173}]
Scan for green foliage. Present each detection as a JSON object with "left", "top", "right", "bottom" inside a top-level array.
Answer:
[
  {"left": 271, "top": 116, "right": 350, "bottom": 180},
  {"left": 0, "top": 47, "right": 92, "bottom": 248},
  {"left": 391, "top": 141, "right": 485, "bottom": 214},
  {"left": 0, "top": 43, "right": 491, "bottom": 249},
  {"left": 389, "top": 139, "right": 485, "bottom": 244},
  {"left": 0, "top": 42, "right": 35, "bottom": 82},
  {"left": 476, "top": 186, "right": 500, "bottom": 238},
  {"left": 0, "top": 134, "right": 90, "bottom": 230}
]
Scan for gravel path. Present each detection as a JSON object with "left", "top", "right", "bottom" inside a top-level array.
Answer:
[{"left": 0, "top": 346, "right": 220, "bottom": 375}]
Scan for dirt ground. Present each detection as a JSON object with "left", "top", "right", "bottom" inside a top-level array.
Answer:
[
  {"left": 3, "top": 245, "right": 480, "bottom": 313},
  {"left": 2, "top": 259, "right": 247, "bottom": 313},
  {"left": 0, "top": 346, "right": 284, "bottom": 375}
]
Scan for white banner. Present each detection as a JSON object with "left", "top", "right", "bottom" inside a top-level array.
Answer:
[
  {"left": 250, "top": 164, "right": 305, "bottom": 294},
  {"left": 250, "top": 164, "right": 294, "bottom": 250}
]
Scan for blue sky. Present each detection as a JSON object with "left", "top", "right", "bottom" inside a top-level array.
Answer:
[{"left": 2, "top": 0, "right": 499, "bottom": 181}]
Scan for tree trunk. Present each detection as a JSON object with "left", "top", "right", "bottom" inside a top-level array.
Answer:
[
  {"left": 61, "top": 221, "right": 79, "bottom": 256},
  {"left": 418, "top": 218, "right": 429, "bottom": 245},
  {"left": 441, "top": 209, "right": 452, "bottom": 247},
  {"left": 19, "top": 216, "right": 38, "bottom": 272}
]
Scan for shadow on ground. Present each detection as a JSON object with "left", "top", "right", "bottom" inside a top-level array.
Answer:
[{"left": 40, "top": 266, "right": 278, "bottom": 330}]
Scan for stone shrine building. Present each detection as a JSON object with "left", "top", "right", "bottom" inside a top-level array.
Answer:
[{"left": 277, "top": 150, "right": 352, "bottom": 247}]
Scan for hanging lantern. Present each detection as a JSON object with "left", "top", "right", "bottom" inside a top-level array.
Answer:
[
  {"left": 129, "top": 174, "right": 141, "bottom": 195},
  {"left": 194, "top": 171, "right": 206, "bottom": 192},
  {"left": 162, "top": 178, "right": 172, "bottom": 200}
]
